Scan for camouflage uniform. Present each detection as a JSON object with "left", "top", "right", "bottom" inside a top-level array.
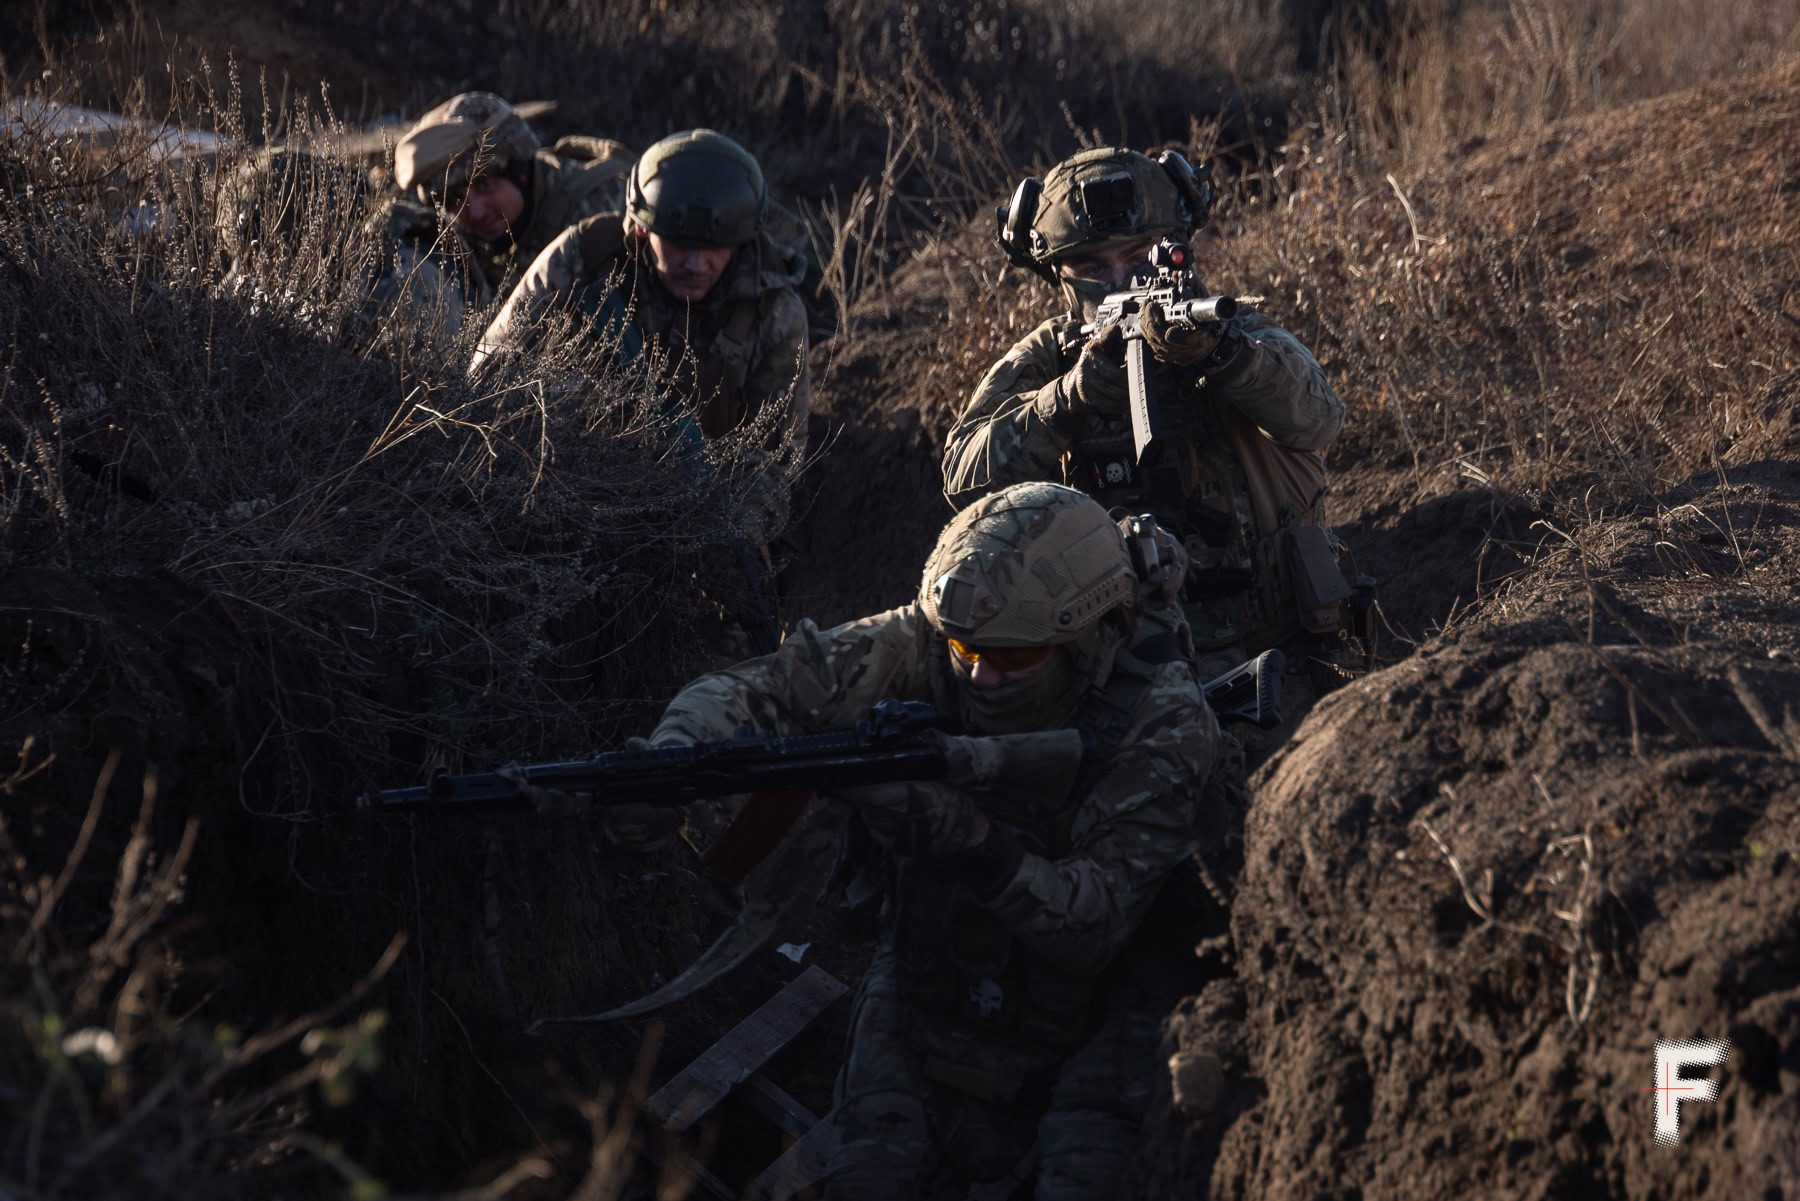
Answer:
[
  {"left": 470, "top": 131, "right": 811, "bottom": 539},
  {"left": 944, "top": 148, "right": 1349, "bottom": 756},
  {"left": 470, "top": 213, "right": 809, "bottom": 504},
  {"left": 390, "top": 93, "right": 634, "bottom": 316},
  {"left": 648, "top": 483, "right": 1222, "bottom": 1197}
]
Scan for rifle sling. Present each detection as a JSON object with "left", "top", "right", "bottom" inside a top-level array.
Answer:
[
  {"left": 529, "top": 799, "right": 850, "bottom": 1029},
  {"left": 701, "top": 790, "right": 815, "bottom": 884}
]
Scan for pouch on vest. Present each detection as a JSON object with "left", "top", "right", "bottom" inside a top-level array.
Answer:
[{"left": 1287, "top": 523, "right": 1351, "bottom": 634}]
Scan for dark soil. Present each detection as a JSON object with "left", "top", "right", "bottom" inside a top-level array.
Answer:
[
  {"left": 9, "top": 3, "right": 1800, "bottom": 1199},
  {"left": 1152, "top": 460, "right": 1800, "bottom": 1200}
]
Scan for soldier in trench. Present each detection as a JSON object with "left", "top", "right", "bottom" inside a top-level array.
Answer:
[
  {"left": 942, "top": 146, "right": 1355, "bottom": 762},
  {"left": 387, "top": 91, "right": 635, "bottom": 321},
  {"left": 609, "top": 481, "right": 1224, "bottom": 1198},
  {"left": 469, "top": 128, "right": 811, "bottom": 552}
]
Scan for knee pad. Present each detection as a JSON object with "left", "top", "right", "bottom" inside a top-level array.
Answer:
[
  {"left": 1034, "top": 1109, "right": 1140, "bottom": 1201},
  {"left": 825, "top": 1088, "right": 933, "bottom": 1200}
]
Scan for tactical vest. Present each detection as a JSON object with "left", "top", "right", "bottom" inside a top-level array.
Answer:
[
  {"left": 1055, "top": 319, "right": 1342, "bottom": 652},
  {"left": 568, "top": 216, "right": 765, "bottom": 438},
  {"left": 890, "top": 617, "right": 1191, "bottom": 1055}
]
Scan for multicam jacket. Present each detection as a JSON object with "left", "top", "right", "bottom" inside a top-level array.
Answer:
[
  {"left": 372, "top": 140, "right": 633, "bottom": 318},
  {"left": 942, "top": 312, "right": 1346, "bottom": 652},
  {"left": 463, "top": 142, "right": 634, "bottom": 302},
  {"left": 651, "top": 603, "right": 1221, "bottom": 1071},
  {"left": 471, "top": 206, "right": 813, "bottom": 533}
]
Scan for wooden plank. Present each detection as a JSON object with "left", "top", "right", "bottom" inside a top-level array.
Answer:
[
  {"left": 743, "top": 1109, "right": 838, "bottom": 1201},
  {"left": 674, "top": 1151, "right": 736, "bottom": 1201},
  {"left": 647, "top": 966, "right": 848, "bottom": 1134},
  {"left": 743, "top": 1073, "right": 819, "bottom": 1139}
]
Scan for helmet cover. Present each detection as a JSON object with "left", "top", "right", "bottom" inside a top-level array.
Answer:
[{"left": 920, "top": 482, "right": 1136, "bottom": 647}]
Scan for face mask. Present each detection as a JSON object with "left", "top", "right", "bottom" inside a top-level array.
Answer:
[
  {"left": 1058, "top": 256, "right": 1153, "bottom": 322},
  {"left": 954, "top": 644, "right": 1083, "bottom": 735},
  {"left": 950, "top": 619, "right": 1128, "bottom": 735}
]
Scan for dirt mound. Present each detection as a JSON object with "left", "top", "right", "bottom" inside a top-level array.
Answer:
[
  {"left": 1170, "top": 460, "right": 1800, "bottom": 1199},
  {"left": 0, "top": 110, "right": 797, "bottom": 1194},
  {"left": 1216, "top": 56, "right": 1800, "bottom": 496},
  {"left": 788, "top": 226, "right": 1021, "bottom": 625}
]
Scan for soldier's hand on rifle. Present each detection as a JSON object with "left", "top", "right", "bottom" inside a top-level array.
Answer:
[
  {"left": 601, "top": 738, "right": 683, "bottom": 852},
  {"left": 601, "top": 802, "right": 681, "bottom": 853},
  {"left": 1050, "top": 321, "right": 1130, "bottom": 418},
  {"left": 495, "top": 762, "right": 590, "bottom": 817},
  {"left": 1141, "top": 298, "right": 1222, "bottom": 366},
  {"left": 835, "top": 780, "right": 984, "bottom": 858}
]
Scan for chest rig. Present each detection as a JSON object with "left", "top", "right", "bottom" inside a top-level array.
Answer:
[
  {"left": 1053, "top": 322, "right": 1326, "bottom": 652},
  {"left": 571, "top": 223, "right": 766, "bottom": 438},
  {"left": 889, "top": 623, "right": 1184, "bottom": 1052}
]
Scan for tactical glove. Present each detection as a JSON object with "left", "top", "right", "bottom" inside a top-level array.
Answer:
[
  {"left": 602, "top": 737, "right": 683, "bottom": 852},
  {"left": 498, "top": 743, "right": 680, "bottom": 852},
  {"left": 495, "top": 761, "right": 587, "bottom": 817},
  {"left": 1040, "top": 321, "right": 1129, "bottom": 426},
  {"left": 835, "top": 779, "right": 980, "bottom": 859},
  {"left": 1141, "top": 298, "right": 1222, "bottom": 366}
]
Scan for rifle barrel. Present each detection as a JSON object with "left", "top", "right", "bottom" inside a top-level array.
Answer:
[{"left": 1168, "top": 295, "right": 1238, "bottom": 324}]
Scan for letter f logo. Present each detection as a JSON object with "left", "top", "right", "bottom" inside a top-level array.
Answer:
[{"left": 1647, "top": 1039, "right": 1730, "bottom": 1145}]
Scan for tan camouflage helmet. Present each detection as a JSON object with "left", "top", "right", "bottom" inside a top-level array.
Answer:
[
  {"left": 626, "top": 129, "right": 767, "bottom": 248},
  {"left": 998, "top": 147, "right": 1213, "bottom": 279},
  {"left": 920, "top": 482, "right": 1137, "bottom": 647},
  {"left": 394, "top": 92, "right": 539, "bottom": 203}
]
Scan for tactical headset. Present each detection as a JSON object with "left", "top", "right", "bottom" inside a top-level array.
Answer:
[{"left": 996, "top": 148, "right": 1216, "bottom": 283}]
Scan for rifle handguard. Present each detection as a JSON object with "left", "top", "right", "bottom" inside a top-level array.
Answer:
[{"left": 923, "top": 728, "right": 1091, "bottom": 791}]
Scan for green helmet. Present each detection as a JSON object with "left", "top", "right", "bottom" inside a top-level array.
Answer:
[
  {"left": 920, "top": 482, "right": 1137, "bottom": 647},
  {"left": 394, "top": 92, "right": 538, "bottom": 203},
  {"left": 997, "top": 147, "right": 1214, "bottom": 282},
  {"left": 625, "top": 129, "right": 766, "bottom": 248}
]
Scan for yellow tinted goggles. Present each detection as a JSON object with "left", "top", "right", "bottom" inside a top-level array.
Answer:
[{"left": 946, "top": 638, "right": 1055, "bottom": 673}]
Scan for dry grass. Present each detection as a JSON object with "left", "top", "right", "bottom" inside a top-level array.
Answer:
[
  {"left": 1, "top": 73, "right": 773, "bottom": 1200},
  {"left": 1, "top": 73, "right": 777, "bottom": 812},
  {"left": 1, "top": 741, "right": 409, "bottom": 1200},
  {"left": 1330, "top": 0, "right": 1800, "bottom": 167},
  {"left": 3, "top": 0, "right": 1800, "bottom": 1196},
  {"left": 1208, "top": 59, "right": 1800, "bottom": 510}
]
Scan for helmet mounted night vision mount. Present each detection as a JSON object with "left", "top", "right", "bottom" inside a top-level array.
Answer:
[{"left": 995, "top": 147, "right": 1216, "bottom": 282}]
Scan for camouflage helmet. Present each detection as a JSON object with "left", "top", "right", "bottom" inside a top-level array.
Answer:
[
  {"left": 626, "top": 129, "right": 766, "bottom": 249},
  {"left": 394, "top": 92, "right": 539, "bottom": 203},
  {"left": 920, "top": 482, "right": 1137, "bottom": 647},
  {"left": 997, "top": 147, "right": 1214, "bottom": 280}
]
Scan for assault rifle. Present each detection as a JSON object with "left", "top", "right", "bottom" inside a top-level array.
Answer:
[
  {"left": 358, "top": 700, "right": 1085, "bottom": 815},
  {"left": 356, "top": 652, "right": 1282, "bottom": 816},
  {"left": 1078, "top": 239, "right": 1239, "bottom": 473}
]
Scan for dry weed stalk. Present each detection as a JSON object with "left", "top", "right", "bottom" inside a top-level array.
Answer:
[
  {"left": 2, "top": 79, "right": 778, "bottom": 818},
  {"left": 2, "top": 745, "right": 408, "bottom": 1200}
]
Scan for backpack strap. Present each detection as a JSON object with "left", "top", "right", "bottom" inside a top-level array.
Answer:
[{"left": 574, "top": 212, "right": 627, "bottom": 277}]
